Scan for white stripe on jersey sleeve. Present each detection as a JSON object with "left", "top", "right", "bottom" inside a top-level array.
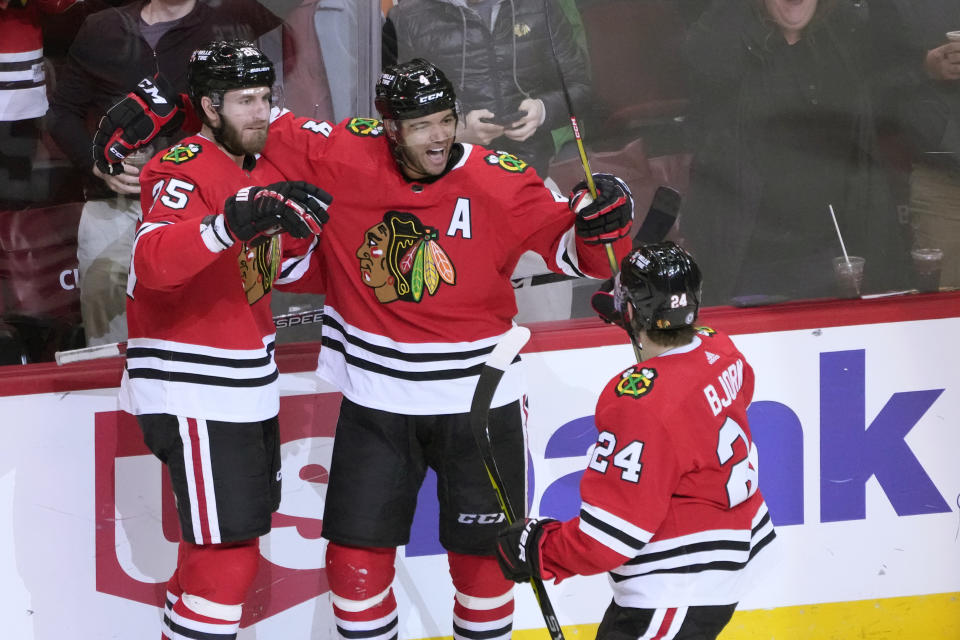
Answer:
[
  {"left": 579, "top": 502, "right": 655, "bottom": 558},
  {"left": 555, "top": 226, "right": 586, "bottom": 278},
  {"left": 276, "top": 236, "right": 318, "bottom": 285}
]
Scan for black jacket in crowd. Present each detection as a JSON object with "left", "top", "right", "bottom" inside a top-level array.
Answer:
[
  {"left": 48, "top": 0, "right": 282, "bottom": 181},
  {"left": 680, "top": 0, "right": 908, "bottom": 304},
  {"left": 384, "top": 0, "right": 590, "bottom": 176}
]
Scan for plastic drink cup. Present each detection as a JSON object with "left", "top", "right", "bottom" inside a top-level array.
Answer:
[
  {"left": 124, "top": 144, "right": 155, "bottom": 169},
  {"left": 911, "top": 248, "right": 943, "bottom": 293},
  {"left": 833, "top": 256, "right": 865, "bottom": 298}
]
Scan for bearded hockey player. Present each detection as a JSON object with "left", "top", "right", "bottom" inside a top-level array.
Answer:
[
  {"left": 496, "top": 243, "right": 777, "bottom": 640},
  {"left": 116, "top": 41, "right": 330, "bottom": 640},
  {"left": 96, "top": 57, "right": 633, "bottom": 640}
]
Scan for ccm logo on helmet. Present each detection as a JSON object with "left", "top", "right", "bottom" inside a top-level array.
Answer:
[{"left": 418, "top": 91, "right": 444, "bottom": 104}]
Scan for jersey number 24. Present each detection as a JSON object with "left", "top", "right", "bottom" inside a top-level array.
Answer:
[{"left": 587, "top": 416, "right": 759, "bottom": 508}]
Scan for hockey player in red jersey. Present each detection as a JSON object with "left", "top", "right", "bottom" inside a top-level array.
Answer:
[
  {"left": 496, "top": 243, "right": 777, "bottom": 640},
  {"left": 96, "top": 57, "right": 633, "bottom": 640},
  {"left": 118, "top": 41, "right": 331, "bottom": 640}
]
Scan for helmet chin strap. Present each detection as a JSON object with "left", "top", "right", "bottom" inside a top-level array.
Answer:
[{"left": 624, "top": 306, "right": 645, "bottom": 357}]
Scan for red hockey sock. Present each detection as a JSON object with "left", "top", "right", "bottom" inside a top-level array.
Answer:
[
  {"left": 326, "top": 543, "right": 398, "bottom": 640},
  {"left": 448, "top": 551, "right": 515, "bottom": 640},
  {"left": 164, "top": 539, "right": 260, "bottom": 640},
  {"left": 162, "top": 541, "right": 187, "bottom": 639}
]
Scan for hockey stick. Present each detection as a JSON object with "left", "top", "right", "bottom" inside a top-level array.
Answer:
[
  {"left": 469, "top": 325, "right": 564, "bottom": 640},
  {"left": 54, "top": 306, "right": 325, "bottom": 365},
  {"left": 543, "top": 1, "right": 643, "bottom": 362},
  {"left": 542, "top": 0, "right": 617, "bottom": 276}
]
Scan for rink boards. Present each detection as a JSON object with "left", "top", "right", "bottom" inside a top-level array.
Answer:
[{"left": 0, "top": 294, "right": 958, "bottom": 639}]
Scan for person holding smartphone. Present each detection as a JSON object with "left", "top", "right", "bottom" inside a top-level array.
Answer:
[{"left": 383, "top": 0, "right": 591, "bottom": 178}]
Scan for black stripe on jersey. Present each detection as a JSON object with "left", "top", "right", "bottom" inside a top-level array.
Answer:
[
  {"left": 279, "top": 256, "right": 305, "bottom": 279},
  {"left": 126, "top": 346, "right": 274, "bottom": 368},
  {"left": 0, "top": 79, "right": 43, "bottom": 90},
  {"left": 127, "top": 367, "right": 279, "bottom": 387},
  {"left": 134, "top": 220, "right": 173, "bottom": 239},
  {"left": 752, "top": 510, "right": 772, "bottom": 537},
  {"left": 611, "top": 532, "right": 777, "bottom": 582},
  {"left": 0, "top": 59, "right": 40, "bottom": 72},
  {"left": 622, "top": 539, "right": 750, "bottom": 567},
  {"left": 559, "top": 249, "right": 586, "bottom": 278},
  {"left": 612, "top": 558, "right": 748, "bottom": 582},
  {"left": 321, "top": 336, "right": 489, "bottom": 381},
  {"left": 336, "top": 616, "right": 399, "bottom": 639},
  {"left": 453, "top": 621, "right": 513, "bottom": 640},
  {"left": 164, "top": 614, "right": 228, "bottom": 640},
  {"left": 580, "top": 508, "right": 647, "bottom": 552},
  {"left": 749, "top": 526, "right": 777, "bottom": 560},
  {"left": 323, "top": 314, "right": 496, "bottom": 363}
]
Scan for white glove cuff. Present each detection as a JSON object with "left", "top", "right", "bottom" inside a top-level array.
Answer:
[{"left": 200, "top": 214, "right": 235, "bottom": 252}]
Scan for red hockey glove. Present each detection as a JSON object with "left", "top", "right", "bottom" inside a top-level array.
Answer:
[
  {"left": 92, "top": 76, "right": 199, "bottom": 175},
  {"left": 222, "top": 181, "right": 332, "bottom": 244},
  {"left": 495, "top": 517, "right": 558, "bottom": 583},
  {"left": 570, "top": 173, "right": 634, "bottom": 245}
]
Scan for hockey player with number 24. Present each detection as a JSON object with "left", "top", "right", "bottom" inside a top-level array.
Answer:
[{"left": 496, "top": 243, "right": 778, "bottom": 640}]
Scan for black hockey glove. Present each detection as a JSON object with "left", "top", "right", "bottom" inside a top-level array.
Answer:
[
  {"left": 570, "top": 173, "right": 634, "bottom": 245},
  {"left": 92, "top": 76, "right": 198, "bottom": 175},
  {"left": 495, "top": 517, "right": 558, "bottom": 583},
  {"left": 590, "top": 275, "right": 629, "bottom": 329},
  {"left": 222, "top": 181, "right": 332, "bottom": 244}
]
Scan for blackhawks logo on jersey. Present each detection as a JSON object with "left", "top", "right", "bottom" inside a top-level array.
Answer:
[
  {"left": 161, "top": 142, "right": 202, "bottom": 164},
  {"left": 238, "top": 236, "right": 280, "bottom": 305},
  {"left": 695, "top": 326, "right": 716, "bottom": 338},
  {"left": 615, "top": 365, "right": 657, "bottom": 398},
  {"left": 484, "top": 150, "right": 528, "bottom": 173},
  {"left": 357, "top": 211, "right": 456, "bottom": 304},
  {"left": 346, "top": 117, "right": 383, "bottom": 137}
]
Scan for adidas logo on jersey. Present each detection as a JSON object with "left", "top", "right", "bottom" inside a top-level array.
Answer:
[{"left": 705, "top": 351, "right": 720, "bottom": 365}]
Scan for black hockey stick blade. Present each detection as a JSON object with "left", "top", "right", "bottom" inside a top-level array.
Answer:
[
  {"left": 468, "top": 326, "right": 566, "bottom": 640},
  {"left": 634, "top": 185, "right": 680, "bottom": 245},
  {"left": 469, "top": 325, "right": 531, "bottom": 523}
]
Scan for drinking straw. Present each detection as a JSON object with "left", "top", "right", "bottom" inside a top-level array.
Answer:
[{"left": 828, "top": 204, "right": 850, "bottom": 265}]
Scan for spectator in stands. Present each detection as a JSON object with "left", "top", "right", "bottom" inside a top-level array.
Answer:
[
  {"left": 681, "top": 0, "right": 908, "bottom": 305},
  {"left": 0, "top": 0, "right": 78, "bottom": 206},
  {"left": 383, "top": 0, "right": 590, "bottom": 178},
  {"left": 283, "top": 0, "right": 364, "bottom": 123},
  {"left": 47, "top": 0, "right": 288, "bottom": 346},
  {"left": 870, "top": 0, "right": 960, "bottom": 289}
]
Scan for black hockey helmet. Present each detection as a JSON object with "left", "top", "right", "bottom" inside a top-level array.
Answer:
[
  {"left": 374, "top": 58, "right": 457, "bottom": 121},
  {"left": 187, "top": 40, "right": 276, "bottom": 108},
  {"left": 614, "top": 242, "right": 702, "bottom": 331}
]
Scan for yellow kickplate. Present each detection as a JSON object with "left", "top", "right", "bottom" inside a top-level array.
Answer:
[{"left": 415, "top": 592, "right": 960, "bottom": 640}]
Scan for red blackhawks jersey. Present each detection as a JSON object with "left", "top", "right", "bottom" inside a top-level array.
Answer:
[
  {"left": 0, "top": 0, "right": 77, "bottom": 120},
  {"left": 118, "top": 134, "right": 315, "bottom": 422},
  {"left": 539, "top": 327, "right": 777, "bottom": 608},
  {"left": 260, "top": 112, "right": 627, "bottom": 414}
]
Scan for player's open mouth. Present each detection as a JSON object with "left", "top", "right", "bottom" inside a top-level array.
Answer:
[{"left": 425, "top": 147, "right": 447, "bottom": 165}]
